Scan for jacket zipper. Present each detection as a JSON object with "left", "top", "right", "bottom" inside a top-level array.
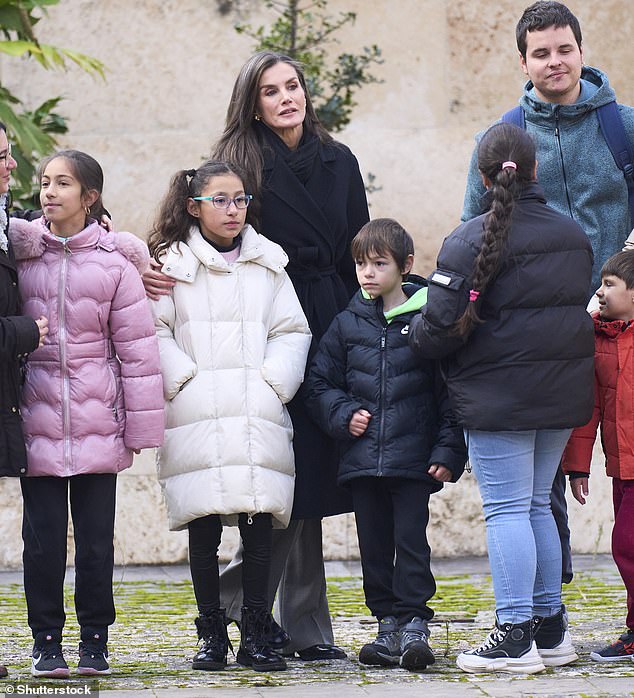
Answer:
[
  {"left": 59, "top": 244, "right": 72, "bottom": 476},
  {"left": 554, "top": 108, "right": 574, "bottom": 219},
  {"left": 377, "top": 325, "right": 388, "bottom": 476}
]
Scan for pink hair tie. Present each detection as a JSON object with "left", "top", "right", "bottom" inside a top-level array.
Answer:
[
  {"left": 502, "top": 161, "right": 517, "bottom": 170},
  {"left": 469, "top": 289, "right": 480, "bottom": 302}
]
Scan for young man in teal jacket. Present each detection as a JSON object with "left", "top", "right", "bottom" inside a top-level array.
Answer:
[{"left": 461, "top": 0, "right": 634, "bottom": 586}]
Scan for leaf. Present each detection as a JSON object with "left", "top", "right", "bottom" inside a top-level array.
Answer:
[
  {"left": 0, "top": 38, "right": 37, "bottom": 56},
  {"left": 242, "top": 0, "right": 382, "bottom": 132}
]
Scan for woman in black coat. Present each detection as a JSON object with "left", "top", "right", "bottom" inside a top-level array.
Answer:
[
  {"left": 0, "top": 122, "right": 46, "bottom": 678},
  {"left": 143, "top": 51, "right": 369, "bottom": 659},
  {"left": 409, "top": 124, "right": 594, "bottom": 675}
]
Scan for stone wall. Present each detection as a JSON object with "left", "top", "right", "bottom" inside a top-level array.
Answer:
[{"left": 0, "top": 0, "right": 630, "bottom": 566}]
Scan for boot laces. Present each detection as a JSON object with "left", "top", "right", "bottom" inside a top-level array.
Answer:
[{"left": 475, "top": 625, "right": 508, "bottom": 652}]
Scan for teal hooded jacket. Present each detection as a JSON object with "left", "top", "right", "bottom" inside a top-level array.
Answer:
[{"left": 461, "top": 66, "right": 634, "bottom": 294}]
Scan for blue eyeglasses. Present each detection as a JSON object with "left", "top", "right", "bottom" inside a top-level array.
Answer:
[{"left": 192, "top": 194, "right": 253, "bottom": 210}]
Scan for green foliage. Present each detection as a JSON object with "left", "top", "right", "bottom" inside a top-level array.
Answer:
[
  {"left": 0, "top": 0, "right": 105, "bottom": 208},
  {"left": 235, "top": 0, "right": 382, "bottom": 133}
]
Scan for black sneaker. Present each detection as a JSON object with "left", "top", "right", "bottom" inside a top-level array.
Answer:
[
  {"left": 77, "top": 636, "right": 111, "bottom": 676},
  {"left": 590, "top": 629, "right": 634, "bottom": 662},
  {"left": 358, "top": 616, "right": 401, "bottom": 666},
  {"left": 456, "top": 619, "right": 545, "bottom": 674},
  {"left": 31, "top": 634, "right": 70, "bottom": 678},
  {"left": 399, "top": 617, "right": 435, "bottom": 671},
  {"left": 533, "top": 605, "right": 578, "bottom": 666}
]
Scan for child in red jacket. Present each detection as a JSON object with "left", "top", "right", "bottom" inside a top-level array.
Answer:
[{"left": 563, "top": 249, "right": 634, "bottom": 662}]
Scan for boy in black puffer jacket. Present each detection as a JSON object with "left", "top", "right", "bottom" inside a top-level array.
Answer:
[{"left": 307, "top": 219, "right": 466, "bottom": 671}]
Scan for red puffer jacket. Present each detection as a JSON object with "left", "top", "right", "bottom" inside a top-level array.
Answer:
[
  {"left": 9, "top": 217, "right": 164, "bottom": 477},
  {"left": 563, "top": 313, "right": 634, "bottom": 480}
]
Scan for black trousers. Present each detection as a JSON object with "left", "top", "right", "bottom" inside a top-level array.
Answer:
[
  {"left": 551, "top": 465, "right": 573, "bottom": 584},
  {"left": 350, "top": 476, "right": 436, "bottom": 624},
  {"left": 20, "top": 474, "right": 117, "bottom": 644},
  {"left": 188, "top": 512, "right": 272, "bottom": 615}
]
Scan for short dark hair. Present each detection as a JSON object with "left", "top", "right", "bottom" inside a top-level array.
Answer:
[
  {"left": 516, "top": 1, "right": 582, "bottom": 59},
  {"left": 601, "top": 250, "right": 634, "bottom": 290},
  {"left": 351, "top": 218, "right": 414, "bottom": 274}
]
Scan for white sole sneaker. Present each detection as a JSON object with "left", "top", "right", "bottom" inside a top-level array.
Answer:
[
  {"left": 31, "top": 661, "right": 70, "bottom": 678},
  {"left": 457, "top": 642, "right": 546, "bottom": 674},
  {"left": 537, "top": 631, "right": 578, "bottom": 666},
  {"left": 589, "top": 651, "right": 634, "bottom": 662}
]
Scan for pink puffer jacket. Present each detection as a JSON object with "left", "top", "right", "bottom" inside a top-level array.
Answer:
[{"left": 9, "top": 217, "right": 164, "bottom": 477}]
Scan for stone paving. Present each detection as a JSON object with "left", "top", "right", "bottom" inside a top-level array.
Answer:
[{"left": 0, "top": 556, "right": 633, "bottom": 697}]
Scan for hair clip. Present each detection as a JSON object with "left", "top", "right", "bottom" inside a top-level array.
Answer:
[
  {"left": 501, "top": 161, "right": 517, "bottom": 170},
  {"left": 469, "top": 289, "right": 480, "bottom": 302}
]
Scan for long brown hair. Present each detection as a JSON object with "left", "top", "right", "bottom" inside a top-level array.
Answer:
[
  {"left": 212, "top": 51, "right": 332, "bottom": 206},
  {"left": 148, "top": 160, "right": 247, "bottom": 262},
  {"left": 453, "top": 123, "right": 536, "bottom": 337}
]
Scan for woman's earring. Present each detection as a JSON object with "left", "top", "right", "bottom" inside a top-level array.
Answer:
[
  {"left": 84, "top": 206, "right": 91, "bottom": 215},
  {"left": 254, "top": 114, "right": 261, "bottom": 121}
]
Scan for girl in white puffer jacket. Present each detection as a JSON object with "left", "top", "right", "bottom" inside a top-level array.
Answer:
[{"left": 148, "top": 160, "right": 311, "bottom": 673}]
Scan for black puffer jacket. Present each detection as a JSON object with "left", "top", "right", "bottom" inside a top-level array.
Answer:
[
  {"left": 409, "top": 183, "right": 595, "bottom": 431},
  {"left": 307, "top": 277, "right": 466, "bottom": 488},
  {"left": 0, "top": 204, "right": 40, "bottom": 476}
]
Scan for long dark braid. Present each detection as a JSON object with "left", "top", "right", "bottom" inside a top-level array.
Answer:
[{"left": 454, "top": 123, "right": 536, "bottom": 337}]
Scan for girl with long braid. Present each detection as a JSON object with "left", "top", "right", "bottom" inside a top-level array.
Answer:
[{"left": 409, "top": 123, "right": 595, "bottom": 674}]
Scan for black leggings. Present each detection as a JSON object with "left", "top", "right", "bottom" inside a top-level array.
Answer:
[{"left": 188, "top": 513, "right": 272, "bottom": 615}]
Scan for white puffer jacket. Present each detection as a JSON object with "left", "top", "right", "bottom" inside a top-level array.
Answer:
[{"left": 152, "top": 225, "right": 311, "bottom": 530}]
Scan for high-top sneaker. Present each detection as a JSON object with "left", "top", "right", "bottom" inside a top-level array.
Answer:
[
  {"left": 31, "top": 632, "right": 69, "bottom": 678},
  {"left": 533, "top": 605, "right": 578, "bottom": 666},
  {"left": 456, "top": 619, "right": 546, "bottom": 674},
  {"left": 193, "top": 609, "right": 231, "bottom": 671},
  {"left": 77, "top": 631, "right": 110, "bottom": 676},
  {"left": 236, "top": 606, "right": 287, "bottom": 671},
  {"left": 358, "top": 616, "right": 401, "bottom": 666},
  {"left": 399, "top": 617, "right": 435, "bottom": 671}
]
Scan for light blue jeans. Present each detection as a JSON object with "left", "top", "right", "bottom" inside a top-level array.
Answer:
[{"left": 466, "top": 429, "right": 572, "bottom": 625}]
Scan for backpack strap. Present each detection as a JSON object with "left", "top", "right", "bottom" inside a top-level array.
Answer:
[
  {"left": 501, "top": 101, "right": 634, "bottom": 224},
  {"left": 501, "top": 106, "right": 525, "bottom": 128},
  {"left": 596, "top": 101, "right": 634, "bottom": 224}
]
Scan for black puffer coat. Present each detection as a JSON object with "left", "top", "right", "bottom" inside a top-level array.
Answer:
[
  {"left": 409, "top": 183, "right": 595, "bottom": 431},
  {"left": 0, "top": 205, "right": 39, "bottom": 476},
  {"left": 307, "top": 278, "right": 466, "bottom": 488}
]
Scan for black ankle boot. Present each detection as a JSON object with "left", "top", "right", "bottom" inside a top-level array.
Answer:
[
  {"left": 236, "top": 606, "right": 287, "bottom": 671},
  {"left": 192, "top": 609, "right": 230, "bottom": 671}
]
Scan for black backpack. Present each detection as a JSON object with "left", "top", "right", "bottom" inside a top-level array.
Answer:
[{"left": 502, "top": 103, "right": 634, "bottom": 222}]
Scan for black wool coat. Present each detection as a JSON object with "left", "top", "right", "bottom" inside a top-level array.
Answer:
[
  {"left": 409, "top": 183, "right": 595, "bottom": 431},
  {"left": 0, "top": 212, "right": 40, "bottom": 476},
  {"left": 259, "top": 138, "right": 369, "bottom": 518},
  {"left": 307, "top": 280, "right": 466, "bottom": 488}
]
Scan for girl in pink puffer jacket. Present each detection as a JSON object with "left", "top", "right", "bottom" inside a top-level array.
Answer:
[{"left": 9, "top": 150, "right": 164, "bottom": 679}]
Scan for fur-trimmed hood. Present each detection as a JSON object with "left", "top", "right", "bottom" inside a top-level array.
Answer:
[{"left": 9, "top": 216, "right": 150, "bottom": 274}]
